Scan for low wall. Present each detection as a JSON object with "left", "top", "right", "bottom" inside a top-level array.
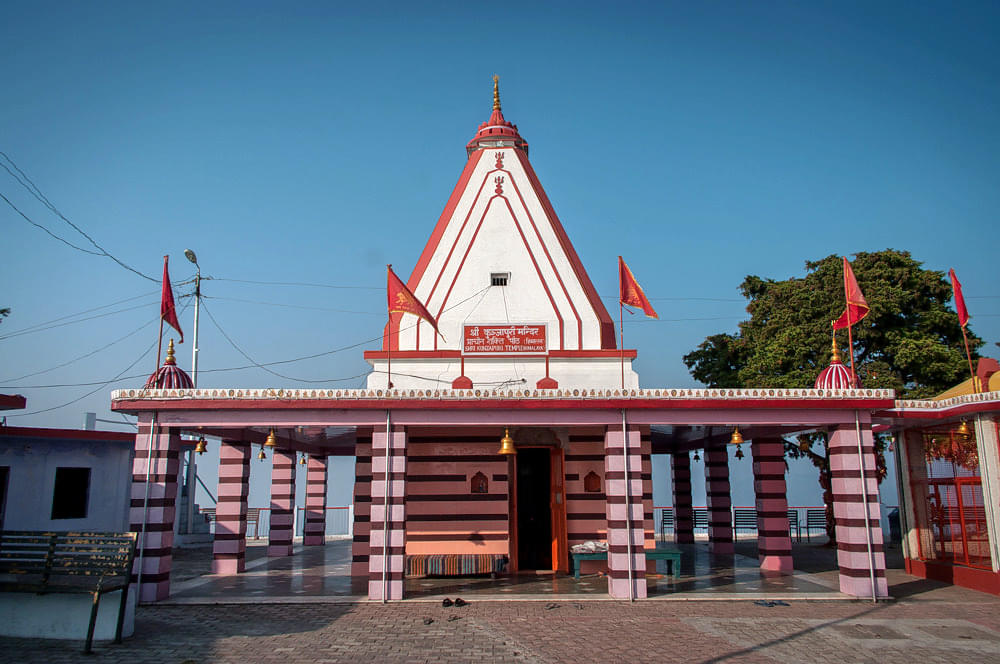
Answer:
[{"left": 0, "top": 587, "right": 135, "bottom": 641}]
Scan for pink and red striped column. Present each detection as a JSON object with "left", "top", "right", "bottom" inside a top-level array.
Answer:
[
  {"left": 751, "top": 437, "right": 793, "bottom": 573},
  {"left": 604, "top": 423, "right": 646, "bottom": 599},
  {"left": 350, "top": 432, "right": 372, "bottom": 577},
  {"left": 368, "top": 425, "right": 407, "bottom": 600},
  {"left": 129, "top": 415, "right": 181, "bottom": 602},
  {"left": 672, "top": 452, "right": 695, "bottom": 544},
  {"left": 212, "top": 440, "right": 250, "bottom": 575},
  {"left": 829, "top": 424, "right": 888, "bottom": 598},
  {"left": 704, "top": 446, "right": 734, "bottom": 554},
  {"left": 303, "top": 455, "right": 327, "bottom": 546},
  {"left": 267, "top": 450, "right": 295, "bottom": 557}
]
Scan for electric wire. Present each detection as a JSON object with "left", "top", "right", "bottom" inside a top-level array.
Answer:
[
  {"left": 5, "top": 336, "right": 159, "bottom": 417},
  {"left": 204, "top": 277, "right": 381, "bottom": 290},
  {"left": 202, "top": 295, "right": 383, "bottom": 316},
  {"left": 0, "top": 290, "right": 158, "bottom": 338},
  {"left": 0, "top": 316, "right": 157, "bottom": 382},
  {"left": 0, "top": 152, "right": 157, "bottom": 282},
  {"left": 0, "top": 301, "right": 156, "bottom": 340},
  {"left": 0, "top": 191, "right": 102, "bottom": 256}
]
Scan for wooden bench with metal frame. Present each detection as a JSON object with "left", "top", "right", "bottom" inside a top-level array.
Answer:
[
  {"left": 571, "top": 547, "right": 682, "bottom": 579},
  {"left": 0, "top": 531, "right": 137, "bottom": 654}
]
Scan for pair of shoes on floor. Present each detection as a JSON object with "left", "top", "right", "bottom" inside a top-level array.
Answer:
[
  {"left": 753, "top": 599, "right": 790, "bottom": 607},
  {"left": 442, "top": 597, "right": 468, "bottom": 607}
]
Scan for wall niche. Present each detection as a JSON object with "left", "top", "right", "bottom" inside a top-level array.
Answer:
[
  {"left": 471, "top": 471, "right": 488, "bottom": 494},
  {"left": 583, "top": 470, "right": 601, "bottom": 493}
]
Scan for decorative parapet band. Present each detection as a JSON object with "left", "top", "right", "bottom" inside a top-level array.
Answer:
[
  {"left": 111, "top": 386, "right": 896, "bottom": 402},
  {"left": 894, "top": 390, "right": 1000, "bottom": 411}
]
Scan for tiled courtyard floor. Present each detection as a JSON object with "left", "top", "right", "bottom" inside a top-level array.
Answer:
[
  {"left": 4, "top": 587, "right": 1000, "bottom": 663},
  {"left": 5, "top": 538, "right": 999, "bottom": 662}
]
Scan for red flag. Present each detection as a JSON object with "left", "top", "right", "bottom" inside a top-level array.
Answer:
[
  {"left": 832, "top": 257, "right": 869, "bottom": 330},
  {"left": 949, "top": 268, "right": 970, "bottom": 328},
  {"left": 387, "top": 265, "right": 440, "bottom": 335},
  {"left": 160, "top": 255, "right": 183, "bottom": 343},
  {"left": 618, "top": 256, "right": 658, "bottom": 318}
]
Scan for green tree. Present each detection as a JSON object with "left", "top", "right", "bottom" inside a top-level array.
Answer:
[{"left": 683, "top": 249, "right": 981, "bottom": 543}]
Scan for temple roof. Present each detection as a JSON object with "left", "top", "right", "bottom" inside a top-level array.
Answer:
[{"left": 466, "top": 76, "right": 528, "bottom": 157}]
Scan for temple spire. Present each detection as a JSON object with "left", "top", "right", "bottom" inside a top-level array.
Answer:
[
  {"left": 493, "top": 74, "right": 501, "bottom": 111},
  {"left": 831, "top": 332, "right": 840, "bottom": 363}
]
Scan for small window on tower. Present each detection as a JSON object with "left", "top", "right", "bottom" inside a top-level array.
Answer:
[{"left": 491, "top": 272, "right": 510, "bottom": 287}]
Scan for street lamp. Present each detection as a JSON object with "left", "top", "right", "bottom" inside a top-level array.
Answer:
[{"left": 184, "top": 248, "right": 201, "bottom": 388}]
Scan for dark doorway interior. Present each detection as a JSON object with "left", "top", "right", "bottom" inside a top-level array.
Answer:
[{"left": 516, "top": 448, "right": 552, "bottom": 570}]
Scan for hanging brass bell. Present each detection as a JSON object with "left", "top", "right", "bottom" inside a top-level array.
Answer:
[
  {"left": 692, "top": 450, "right": 700, "bottom": 462},
  {"left": 194, "top": 436, "right": 208, "bottom": 455},
  {"left": 730, "top": 426, "right": 744, "bottom": 446},
  {"left": 299, "top": 454, "right": 307, "bottom": 465},
  {"left": 264, "top": 428, "right": 277, "bottom": 448},
  {"left": 257, "top": 447, "right": 267, "bottom": 461},
  {"left": 956, "top": 421, "right": 971, "bottom": 438},
  {"left": 735, "top": 444, "right": 744, "bottom": 460},
  {"left": 498, "top": 428, "right": 516, "bottom": 455}
]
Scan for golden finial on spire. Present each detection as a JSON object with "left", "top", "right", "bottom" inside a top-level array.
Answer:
[
  {"left": 831, "top": 332, "right": 841, "bottom": 363},
  {"left": 165, "top": 339, "right": 176, "bottom": 365},
  {"left": 492, "top": 74, "right": 501, "bottom": 111}
]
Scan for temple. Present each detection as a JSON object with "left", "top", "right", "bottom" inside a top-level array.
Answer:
[{"left": 111, "top": 80, "right": 1000, "bottom": 604}]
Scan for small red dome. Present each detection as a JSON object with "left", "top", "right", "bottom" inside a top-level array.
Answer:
[
  {"left": 815, "top": 359, "right": 859, "bottom": 390},
  {"left": 466, "top": 76, "right": 529, "bottom": 157},
  {"left": 144, "top": 339, "right": 193, "bottom": 389}
]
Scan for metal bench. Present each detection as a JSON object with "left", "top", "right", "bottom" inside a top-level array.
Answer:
[
  {"left": 733, "top": 508, "right": 758, "bottom": 535},
  {"left": 571, "top": 548, "right": 681, "bottom": 579},
  {"left": 659, "top": 508, "right": 674, "bottom": 539},
  {"left": 201, "top": 507, "right": 262, "bottom": 539},
  {"left": 805, "top": 508, "right": 827, "bottom": 540},
  {"left": 788, "top": 509, "right": 801, "bottom": 541},
  {"left": 0, "top": 531, "right": 136, "bottom": 654}
]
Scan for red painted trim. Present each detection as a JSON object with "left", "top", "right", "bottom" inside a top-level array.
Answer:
[
  {"left": 363, "top": 349, "right": 637, "bottom": 360},
  {"left": 111, "top": 397, "right": 896, "bottom": 412},
  {"left": 0, "top": 394, "right": 26, "bottom": 411},
  {"left": 423, "top": 157, "right": 493, "bottom": 350},
  {"left": 875, "top": 400, "right": 1000, "bottom": 421},
  {"left": 0, "top": 426, "right": 134, "bottom": 442},
  {"left": 433, "top": 192, "right": 566, "bottom": 349},
  {"left": 506, "top": 169, "right": 583, "bottom": 348},
  {"left": 384, "top": 150, "right": 485, "bottom": 351},
  {"left": 904, "top": 556, "right": 1000, "bottom": 595},
  {"left": 514, "top": 150, "right": 616, "bottom": 349}
]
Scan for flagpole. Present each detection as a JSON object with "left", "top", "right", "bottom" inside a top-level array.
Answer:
[
  {"left": 387, "top": 316, "right": 392, "bottom": 390},
  {"left": 620, "top": 301, "right": 625, "bottom": 390},
  {"left": 154, "top": 316, "right": 164, "bottom": 375},
  {"left": 960, "top": 326, "right": 977, "bottom": 392},
  {"left": 843, "top": 259, "right": 858, "bottom": 385}
]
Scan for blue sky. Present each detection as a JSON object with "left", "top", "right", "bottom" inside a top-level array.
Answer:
[{"left": 2, "top": 2, "right": 997, "bottom": 507}]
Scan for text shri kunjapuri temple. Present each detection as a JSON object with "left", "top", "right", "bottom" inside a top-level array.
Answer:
[{"left": 113, "top": 80, "right": 1000, "bottom": 604}]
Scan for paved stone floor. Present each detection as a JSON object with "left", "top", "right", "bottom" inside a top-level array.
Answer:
[
  {"left": 4, "top": 588, "right": 1000, "bottom": 663},
  {"left": 6, "top": 539, "right": 998, "bottom": 662}
]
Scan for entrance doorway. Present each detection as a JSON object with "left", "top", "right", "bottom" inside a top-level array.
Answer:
[{"left": 516, "top": 448, "right": 552, "bottom": 570}]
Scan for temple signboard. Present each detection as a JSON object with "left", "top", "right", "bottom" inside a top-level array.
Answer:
[{"left": 463, "top": 324, "right": 546, "bottom": 354}]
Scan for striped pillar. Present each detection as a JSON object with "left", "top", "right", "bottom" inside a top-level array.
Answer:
[
  {"left": 704, "top": 446, "right": 734, "bottom": 555},
  {"left": 212, "top": 440, "right": 250, "bottom": 575},
  {"left": 267, "top": 450, "right": 296, "bottom": 557},
  {"left": 830, "top": 424, "right": 888, "bottom": 598},
  {"left": 368, "top": 425, "right": 407, "bottom": 600},
  {"left": 604, "top": 423, "right": 646, "bottom": 599},
  {"left": 751, "top": 437, "right": 793, "bottom": 573},
  {"left": 129, "top": 416, "right": 181, "bottom": 602},
  {"left": 350, "top": 433, "right": 372, "bottom": 577},
  {"left": 640, "top": 435, "right": 656, "bottom": 551},
  {"left": 303, "top": 456, "right": 328, "bottom": 546},
  {"left": 672, "top": 452, "right": 695, "bottom": 544}
]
